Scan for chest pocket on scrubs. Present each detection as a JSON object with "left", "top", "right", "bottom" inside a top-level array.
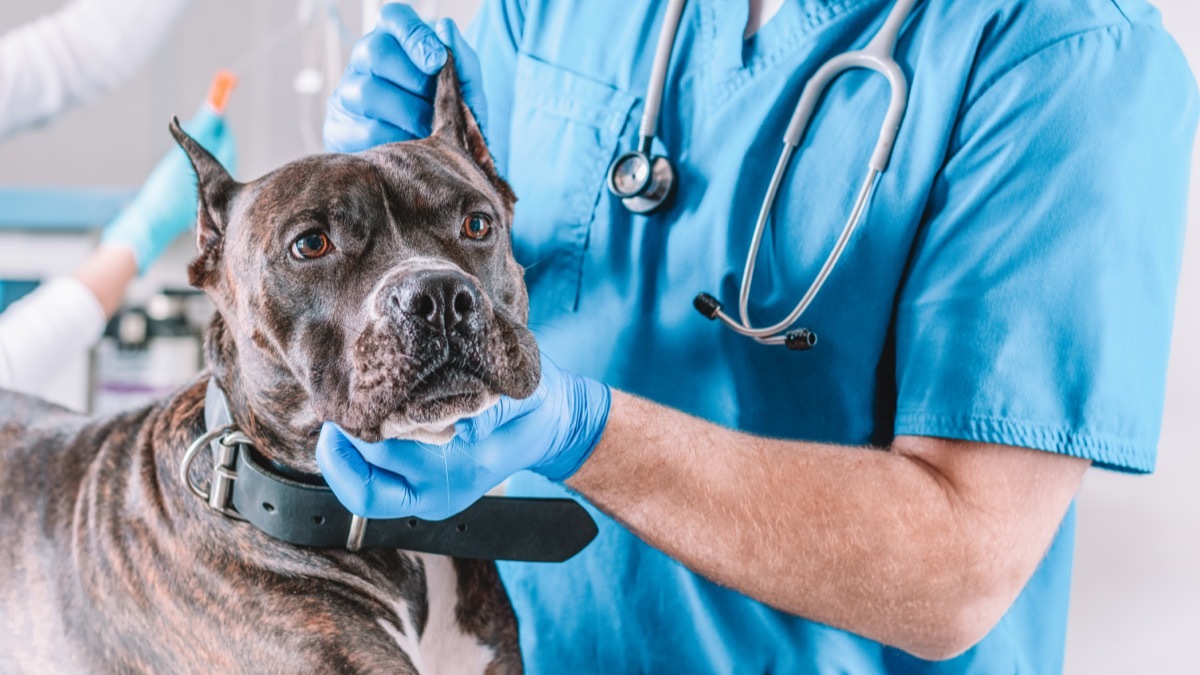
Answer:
[{"left": 507, "top": 54, "right": 636, "bottom": 313}]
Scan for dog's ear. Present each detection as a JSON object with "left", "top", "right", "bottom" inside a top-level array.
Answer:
[
  {"left": 430, "top": 51, "right": 514, "bottom": 203},
  {"left": 169, "top": 117, "right": 240, "bottom": 288}
]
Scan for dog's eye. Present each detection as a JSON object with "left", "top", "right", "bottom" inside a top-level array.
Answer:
[
  {"left": 461, "top": 214, "right": 492, "bottom": 240},
  {"left": 291, "top": 231, "right": 333, "bottom": 259}
]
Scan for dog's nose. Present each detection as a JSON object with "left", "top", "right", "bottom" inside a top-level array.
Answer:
[{"left": 390, "top": 270, "right": 480, "bottom": 330}]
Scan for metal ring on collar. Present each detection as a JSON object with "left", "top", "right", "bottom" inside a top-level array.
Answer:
[
  {"left": 180, "top": 424, "right": 254, "bottom": 522},
  {"left": 181, "top": 424, "right": 237, "bottom": 501}
]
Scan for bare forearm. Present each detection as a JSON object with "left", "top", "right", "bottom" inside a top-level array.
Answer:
[
  {"left": 72, "top": 244, "right": 137, "bottom": 318},
  {"left": 568, "top": 394, "right": 969, "bottom": 654},
  {"left": 567, "top": 391, "right": 1087, "bottom": 659}
]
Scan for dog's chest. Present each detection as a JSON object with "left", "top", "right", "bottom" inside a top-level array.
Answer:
[{"left": 376, "top": 553, "right": 497, "bottom": 674}]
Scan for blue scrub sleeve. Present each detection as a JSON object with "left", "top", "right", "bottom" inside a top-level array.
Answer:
[
  {"left": 893, "top": 24, "right": 1199, "bottom": 473},
  {"left": 465, "top": 0, "right": 526, "bottom": 175}
]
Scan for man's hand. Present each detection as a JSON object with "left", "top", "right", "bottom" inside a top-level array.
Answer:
[
  {"left": 323, "top": 3, "right": 487, "bottom": 152},
  {"left": 315, "top": 354, "right": 611, "bottom": 520}
]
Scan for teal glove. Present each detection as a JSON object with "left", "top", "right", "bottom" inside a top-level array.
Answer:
[{"left": 102, "top": 105, "right": 236, "bottom": 271}]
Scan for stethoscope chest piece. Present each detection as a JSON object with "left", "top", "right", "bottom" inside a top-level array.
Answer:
[{"left": 607, "top": 150, "right": 676, "bottom": 214}]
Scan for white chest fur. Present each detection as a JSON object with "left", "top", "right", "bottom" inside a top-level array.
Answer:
[{"left": 376, "top": 553, "right": 496, "bottom": 674}]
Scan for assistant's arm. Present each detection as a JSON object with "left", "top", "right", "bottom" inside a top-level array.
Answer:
[
  {"left": 570, "top": 392, "right": 1089, "bottom": 660},
  {"left": 0, "top": 0, "right": 192, "bottom": 139},
  {"left": 0, "top": 247, "right": 128, "bottom": 395},
  {"left": 0, "top": 106, "right": 234, "bottom": 395}
]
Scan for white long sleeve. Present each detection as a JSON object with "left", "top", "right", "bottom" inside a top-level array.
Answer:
[
  {"left": 0, "top": 0, "right": 193, "bottom": 140},
  {"left": 0, "top": 277, "right": 106, "bottom": 396}
]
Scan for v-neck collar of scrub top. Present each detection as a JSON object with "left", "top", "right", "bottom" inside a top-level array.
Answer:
[{"left": 697, "top": 0, "right": 889, "bottom": 97}]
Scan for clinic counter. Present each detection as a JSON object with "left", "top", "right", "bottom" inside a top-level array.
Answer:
[{"left": 0, "top": 186, "right": 135, "bottom": 231}]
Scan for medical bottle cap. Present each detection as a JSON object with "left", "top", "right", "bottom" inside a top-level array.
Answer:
[{"left": 205, "top": 70, "right": 238, "bottom": 115}]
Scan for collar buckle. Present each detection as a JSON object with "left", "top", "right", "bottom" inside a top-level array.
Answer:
[
  {"left": 346, "top": 515, "right": 369, "bottom": 552},
  {"left": 180, "top": 424, "right": 251, "bottom": 522}
]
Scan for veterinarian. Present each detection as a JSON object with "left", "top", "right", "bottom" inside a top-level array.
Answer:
[
  {"left": 0, "top": 0, "right": 232, "bottom": 395},
  {"left": 318, "top": 0, "right": 1199, "bottom": 672}
]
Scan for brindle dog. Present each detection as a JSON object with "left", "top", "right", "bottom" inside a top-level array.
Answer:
[{"left": 0, "top": 54, "right": 539, "bottom": 673}]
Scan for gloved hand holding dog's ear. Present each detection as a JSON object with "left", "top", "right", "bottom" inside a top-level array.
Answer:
[
  {"left": 317, "top": 354, "right": 612, "bottom": 521},
  {"left": 102, "top": 105, "right": 237, "bottom": 272},
  {"left": 323, "top": 3, "right": 487, "bottom": 152}
]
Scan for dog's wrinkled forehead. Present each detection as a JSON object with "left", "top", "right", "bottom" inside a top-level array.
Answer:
[
  {"left": 235, "top": 155, "right": 380, "bottom": 253},
  {"left": 363, "top": 140, "right": 514, "bottom": 221},
  {"left": 233, "top": 142, "right": 508, "bottom": 257}
]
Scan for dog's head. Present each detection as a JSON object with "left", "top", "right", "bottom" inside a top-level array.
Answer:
[{"left": 172, "top": 53, "right": 539, "bottom": 450}]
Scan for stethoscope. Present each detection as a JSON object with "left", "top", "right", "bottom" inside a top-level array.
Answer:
[{"left": 606, "top": 0, "right": 916, "bottom": 350}]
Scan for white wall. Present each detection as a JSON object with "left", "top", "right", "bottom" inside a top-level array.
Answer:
[
  {"left": 1066, "top": 2, "right": 1200, "bottom": 673},
  {"left": 0, "top": 0, "right": 476, "bottom": 186},
  {"left": 0, "top": 1, "right": 1197, "bottom": 671}
]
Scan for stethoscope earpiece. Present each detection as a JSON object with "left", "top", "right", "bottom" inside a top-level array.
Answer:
[
  {"left": 694, "top": 293, "right": 818, "bottom": 351},
  {"left": 693, "top": 293, "right": 722, "bottom": 320},
  {"left": 784, "top": 329, "right": 818, "bottom": 351}
]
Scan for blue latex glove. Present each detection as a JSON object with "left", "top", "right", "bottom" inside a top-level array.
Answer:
[
  {"left": 323, "top": 3, "right": 487, "bottom": 153},
  {"left": 316, "top": 354, "right": 612, "bottom": 521},
  {"left": 102, "top": 105, "right": 236, "bottom": 271}
]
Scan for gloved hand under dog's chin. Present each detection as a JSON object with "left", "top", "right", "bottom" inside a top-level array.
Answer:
[{"left": 316, "top": 354, "right": 611, "bottom": 521}]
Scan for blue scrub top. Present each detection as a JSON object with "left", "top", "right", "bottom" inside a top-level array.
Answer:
[{"left": 467, "top": 0, "right": 1199, "bottom": 672}]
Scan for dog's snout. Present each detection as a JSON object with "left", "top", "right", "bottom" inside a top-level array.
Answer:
[{"left": 390, "top": 270, "right": 480, "bottom": 330}]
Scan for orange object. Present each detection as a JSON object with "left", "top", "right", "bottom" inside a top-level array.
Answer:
[{"left": 205, "top": 70, "right": 238, "bottom": 115}]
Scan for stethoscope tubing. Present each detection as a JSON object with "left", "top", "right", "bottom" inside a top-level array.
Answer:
[
  {"left": 717, "top": 167, "right": 880, "bottom": 343},
  {"left": 616, "top": 0, "right": 918, "bottom": 348},
  {"left": 639, "top": 0, "right": 687, "bottom": 152},
  {"left": 720, "top": 0, "right": 914, "bottom": 344}
]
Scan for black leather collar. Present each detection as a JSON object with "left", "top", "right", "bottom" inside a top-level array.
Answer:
[{"left": 179, "top": 379, "right": 597, "bottom": 562}]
